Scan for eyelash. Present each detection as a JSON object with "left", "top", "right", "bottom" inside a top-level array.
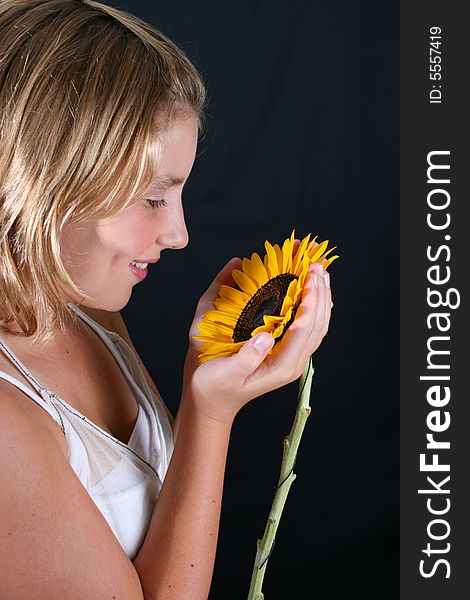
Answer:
[{"left": 145, "top": 198, "right": 168, "bottom": 209}]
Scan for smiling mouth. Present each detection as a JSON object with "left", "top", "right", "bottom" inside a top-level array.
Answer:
[{"left": 130, "top": 260, "right": 148, "bottom": 269}]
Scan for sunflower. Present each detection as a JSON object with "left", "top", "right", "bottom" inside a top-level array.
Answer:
[{"left": 193, "top": 229, "right": 338, "bottom": 364}]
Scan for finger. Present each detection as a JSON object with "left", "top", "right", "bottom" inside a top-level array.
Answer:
[
  {"left": 322, "top": 268, "right": 333, "bottom": 326},
  {"left": 305, "top": 264, "right": 332, "bottom": 339},
  {"left": 307, "top": 264, "right": 332, "bottom": 356},
  {"left": 217, "top": 332, "right": 275, "bottom": 384},
  {"left": 307, "top": 263, "right": 332, "bottom": 338},
  {"left": 241, "top": 263, "right": 331, "bottom": 391},
  {"left": 271, "top": 265, "right": 331, "bottom": 377}
]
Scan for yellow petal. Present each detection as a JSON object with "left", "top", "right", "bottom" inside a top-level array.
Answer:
[
  {"left": 248, "top": 252, "right": 269, "bottom": 286},
  {"left": 251, "top": 323, "right": 274, "bottom": 336},
  {"left": 264, "top": 240, "right": 280, "bottom": 278},
  {"left": 198, "top": 321, "right": 233, "bottom": 334},
  {"left": 197, "top": 342, "right": 245, "bottom": 363},
  {"left": 297, "top": 252, "right": 310, "bottom": 284},
  {"left": 281, "top": 296, "right": 293, "bottom": 315},
  {"left": 199, "top": 341, "right": 237, "bottom": 351},
  {"left": 241, "top": 256, "right": 252, "bottom": 275},
  {"left": 214, "top": 298, "right": 242, "bottom": 316},
  {"left": 263, "top": 253, "right": 270, "bottom": 276},
  {"left": 286, "top": 277, "right": 298, "bottom": 299},
  {"left": 196, "top": 230, "right": 339, "bottom": 365},
  {"left": 232, "top": 269, "right": 259, "bottom": 296},
  {"left": 281, "top": 233, "right": 294, "bottom": 272},
  {"left": 263, "top": 314, "right": 284, "bottom": 325},
  {"left": 305, "top": 237, "right": 318, "bottom": 256},
  {"left": 218, "top": 284, "right": 250, "bottom": 305},
  {"left": 271, "top": 323, "right": 286, "bottom": 339},
  {"left": 198, "top": 321, "right": 233, "bottom": 336},
  {"left": 204, "top": 309, "right": 237, "bottom": 326},
  {"left": 324, "top": 255, "right": 339, "bottom": 269},
  {"left": 309, "top": 240, "right": 329, "bottom": 263},
  {"left": 273, "top": 244, "right": 284, "bottom": 272},
  {"left": 201, "top": 340, "right": 244, "bottom": 352},
  {"left": 253, "top": 320, "right": 282, "bottom": 337},
  {"left": 193, "top": 334, "right": 231, "bottom": 343},
  {"left": 321, "top": 245, "right": 338, "bottom": 260},
  {"left": 283, "top": 306, "right": 294, "bottom": 321},
  {"left": 292, "top": 233, "right": 311, "bottom": 275},
  {"left": 280, "top": 280, "right": 296, "bottom": 314}
]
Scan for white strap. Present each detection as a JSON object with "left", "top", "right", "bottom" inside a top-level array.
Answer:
[
  {"left": 0, "top": 337, "right": 46, "bottom": 396},
  {"left": 0, "top": 370, "right": 65, "bottom": 433}
]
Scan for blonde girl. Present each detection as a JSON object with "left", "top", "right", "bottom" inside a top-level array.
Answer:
[{"left": 0, "top": 1, "right": 332, "bottom": 598}]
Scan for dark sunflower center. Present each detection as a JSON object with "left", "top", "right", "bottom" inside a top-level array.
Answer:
[{"left": 232, "top": 273, "right": 297, "bottom": 343}]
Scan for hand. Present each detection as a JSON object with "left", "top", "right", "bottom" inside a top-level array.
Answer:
[{"left": 183, "top": 242, "right": 333, "bottom": 422}]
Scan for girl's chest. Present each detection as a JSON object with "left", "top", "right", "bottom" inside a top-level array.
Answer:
[{"left": 0, "top": 327, "right": 139, "bottom": 445}]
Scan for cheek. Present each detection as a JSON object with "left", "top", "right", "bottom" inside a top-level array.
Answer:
[{"left": 96, "top": 213, "right": 157, "bottom": 258}]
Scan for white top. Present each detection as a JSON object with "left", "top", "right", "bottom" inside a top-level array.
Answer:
[{"left": 0, "top": 302, "right": 174, "bottom": 559}]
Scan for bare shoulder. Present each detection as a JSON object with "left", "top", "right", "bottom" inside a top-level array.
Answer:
[
  {"left": 0, "top": 375, "right": 67, "bottom": 457},
  {"left": 0, "top": 381, "right": 144, "bottom": 600}
]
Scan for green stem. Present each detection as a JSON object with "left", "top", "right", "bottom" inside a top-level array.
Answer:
[{"left": 247, "top": 356, "right": 314, "bottom": 600}]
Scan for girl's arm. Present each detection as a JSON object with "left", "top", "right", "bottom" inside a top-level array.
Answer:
[
  {"left": 133, "top": 393, "right": 233, "bottom": 599},
  {"left": 133, "top": 257, "right": 331, "bottom": 599},
  {"left": 0, "top": 260, "right": 330, "bottom": 600}
]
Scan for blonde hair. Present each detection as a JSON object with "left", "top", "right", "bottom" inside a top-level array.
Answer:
[{"left": 0, "top": 0, "right": 206, "bottom": 343}]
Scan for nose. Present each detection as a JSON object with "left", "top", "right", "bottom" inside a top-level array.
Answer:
[{"left": 158, "top": 201, "right": 189, "bottom": 250}]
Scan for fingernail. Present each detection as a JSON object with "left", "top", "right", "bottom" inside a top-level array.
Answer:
[
  {"left": 324, "top": 272, "right": 330, "bottom": 288},
  {"left": 331, "top": 301, "right": 334, "bottom": 308},
  {"left": 313, "top": 274, "right": 319, "bottom": 289},
  {"left": 253, "top": 334, "right": 274, "bottom": 352}
]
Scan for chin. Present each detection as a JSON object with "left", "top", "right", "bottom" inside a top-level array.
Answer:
[{"left": 79, "top": 290, "right": 132, "bottom": 313}]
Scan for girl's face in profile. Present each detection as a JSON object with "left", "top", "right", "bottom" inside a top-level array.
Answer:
[{"left": 60, "top": 116, "right": 198, "bottom": 311}]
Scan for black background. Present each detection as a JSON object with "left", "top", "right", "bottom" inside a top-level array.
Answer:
[{"left": 111, "top": 1, "right": 399, "bottom": 598}]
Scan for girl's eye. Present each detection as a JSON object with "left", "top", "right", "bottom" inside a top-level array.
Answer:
[{"left": 145, "top": 198, "right": 168, "bottom": 209}]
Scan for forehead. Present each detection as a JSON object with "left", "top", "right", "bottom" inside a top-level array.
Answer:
[
  {"left": 150, "top": 174, "right": 186, "bottom": 190},
  {"left": 149, "top": 117, "right": 198, "bottom": 189}
]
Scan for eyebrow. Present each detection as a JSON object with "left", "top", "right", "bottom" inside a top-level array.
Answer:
[{"left": 150, "top": 174, "right": 186, "bottom": 190}]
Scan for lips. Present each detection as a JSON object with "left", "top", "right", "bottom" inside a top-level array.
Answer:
[{"left": 129, "top": 262, "right": 148, "bottom": 281}]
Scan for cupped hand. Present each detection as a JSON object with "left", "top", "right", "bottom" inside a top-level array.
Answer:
[{"left": 183, "top": 241, "right": 333, "bottom": 422}]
